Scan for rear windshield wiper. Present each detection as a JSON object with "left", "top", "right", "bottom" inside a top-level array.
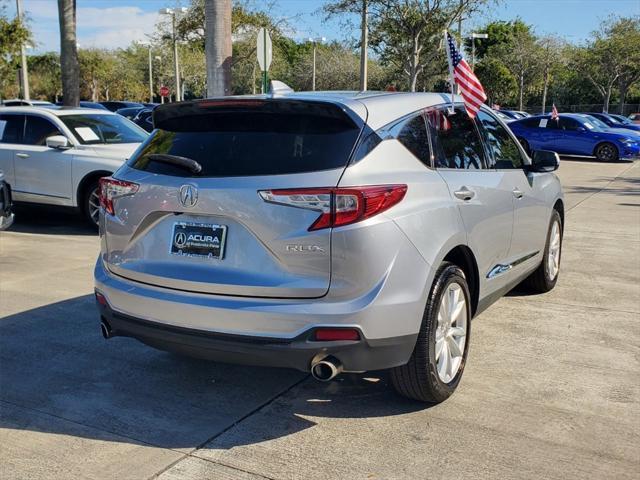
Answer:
[{"left": 146, "top": 154, "right": 202, "bottom": 174}]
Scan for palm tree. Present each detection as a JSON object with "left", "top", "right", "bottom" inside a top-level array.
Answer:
[
  {"left": 57, "top": 0, "right": 79, "bottom": 106},
  {"left": 204, "top": 0, "right": 232, "bottom": 97}
]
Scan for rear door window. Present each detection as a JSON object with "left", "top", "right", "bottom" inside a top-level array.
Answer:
[
  {"left": 24, "top": 115, "right": 63, "bottom": 146},
  {"left": 0, "top": 115, "right": 25, "bottom": 144},
  {"left": 426, "top": 107, "right": 486, "bottom": 170},
  {"left": 128, "top": 100, "right": 362, "bottom": 177}
]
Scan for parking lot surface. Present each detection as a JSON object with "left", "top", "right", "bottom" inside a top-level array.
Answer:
[{"left": 1, "top": 159, "right": 639, "bottom": 480}]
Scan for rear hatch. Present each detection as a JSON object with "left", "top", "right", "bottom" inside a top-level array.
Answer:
[{"left": 102, "top": 98, "right": 365, "bottom": 298}]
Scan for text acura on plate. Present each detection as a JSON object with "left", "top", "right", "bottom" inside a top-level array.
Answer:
[{"left": 94, "top": 91, "right": 564, "bottom": 403}]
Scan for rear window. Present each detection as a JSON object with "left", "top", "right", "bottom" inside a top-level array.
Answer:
[{"left": 127, "top": 100, "right": 362, "bottom": 177}]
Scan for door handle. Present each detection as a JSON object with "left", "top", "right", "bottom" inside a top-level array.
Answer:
[
  {"left": 512, "top": 188, "right": 524, "bottom": 199},
  {"left": 16, "top": 153, "right": 30, "bottom": 159},
  {"left": 453, "top": 187, "right": 475, "bottom": 201}
]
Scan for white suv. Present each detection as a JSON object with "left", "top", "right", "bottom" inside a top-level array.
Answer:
[{"left": 0, "top": 107, "right": 148, "bottom": 226}]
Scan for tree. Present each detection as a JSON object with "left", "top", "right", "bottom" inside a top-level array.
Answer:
[
  {"left": 0, "top": 5, "right": 30, "bottom": 99},
  {"left": 492, "top": 24, "right": 540, "bottom": 110},
  {"left": 326, "top": 0, "right": 492, "bottom": 92},
  {"left": 204, "top": 0, "right": 232, "bottom": 97},
  {"left": 538, "top": 36, "right": 564, "bottom": 113},
  {"left": 474, "top": 57, "right": 516, "bottom": 105},
  {"left": 57, "top": 0, "right": 79, "bottom": 106},
  {"left": 576, "top": 16, "right": 640, "bottom": 113},
  {"left": 28, "top": 53, "right": 61, "bottom": 101}
]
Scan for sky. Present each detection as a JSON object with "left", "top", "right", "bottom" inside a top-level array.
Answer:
[{"left": 4, "top": 0, "right": 640, "bottom": 54}]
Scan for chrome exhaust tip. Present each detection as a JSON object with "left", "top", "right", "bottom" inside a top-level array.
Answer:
[
  {"left": 100, "top": 320, "right": 113, "bottom": 339},
  {"left": 310, "top": 356, "right": 343, "bottom": 382}
]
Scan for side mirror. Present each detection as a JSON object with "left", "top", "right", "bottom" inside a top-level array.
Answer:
[
  {"left": 46, "top": 135, "right": 71, "bottom": 150},
  {"left": 528, "top": 150, "right": 559, "bottom": 172}
]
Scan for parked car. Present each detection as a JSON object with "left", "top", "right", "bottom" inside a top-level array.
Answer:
[
  {"left": 115, "top": 106, "right": 146, "bottom": 120},
  {"left": 493, "top": 109, "right": 515, "bottom": 122},
  {"left": 0, "top": 107, "right": 148, "bottom": 226},
  {"left": 56, "top": 101, "right": 109, "bottom": 110},
  {"left": 496, "top": 110, "right": 523, "bottom": 120},
  {"left": 628, "top": 113, "right": 640, "bottom": 124},
  {"left": 584, "top": 112, "right": 640, "bottom": 132},
  {"left": 2, "top": 99, "right": 57, "bottom": 108},
  {"left": 509, "top": 113, "right": 640, "bottom": 161},
  {"left": 0, "top": 170, "right": 13, "bottom": 230},
  {"left": 95, "top": 92, "right": 564, "bottom": 404},
  {"left": 131, "top": 108, "right": 154, "bottom": 132},
  {"left": 99, "top": 101, "right": 144, "bottom": 112}
]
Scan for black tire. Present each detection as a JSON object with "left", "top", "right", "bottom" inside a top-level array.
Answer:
[
  {"left": 595, "top": 142, "right": 618, "bottom": 162},
  {"left": 518, "top": 137, "right": 531, "bottom": 156},
  {"left": 81, "top": 180, "right": 101, "bottom": 229},
  {"left": 390, "top": 262, "right": 471, "bottom": 403},
  {"left": 522, "top": 210, "right": 562, "bottom": 293}
]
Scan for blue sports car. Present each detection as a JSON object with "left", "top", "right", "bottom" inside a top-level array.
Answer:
[{"left": 509, "top": 113, "right": 640, "bottom": 162}]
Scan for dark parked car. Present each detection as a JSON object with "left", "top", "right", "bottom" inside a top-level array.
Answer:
[
  {"left": 585, "top": 112, "right": 640, "bottom": 132},
  {"left": 99, "top": 101, "right": 144, "bottom": 112},
  {"left": 132, "top": 108, "right": 154, "bottom": 132},
  {"left": 0, "top": 170, "right": 13, "bottom": 230},
  {"left": 115, "top": 106, "right": 146, "bottom": 120},
  {"left": 509, "top": 113, "right": 640, "bottom": 161}
]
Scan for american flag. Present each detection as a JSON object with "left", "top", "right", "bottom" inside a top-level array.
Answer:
[
  {"left": 551, "top": 103, "right": 559, "bottom": 120},
  {"left": 446, "top": 32, "right": 487, "bottom": 118}
]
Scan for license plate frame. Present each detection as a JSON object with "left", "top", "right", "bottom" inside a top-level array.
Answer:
[{"left": 170, "top": 222, "right": 227, "bottom": 260}]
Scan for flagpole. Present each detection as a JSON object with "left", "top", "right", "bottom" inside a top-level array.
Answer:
[{"left": 444, "top": 30, "right": 456, "bottom": 114}]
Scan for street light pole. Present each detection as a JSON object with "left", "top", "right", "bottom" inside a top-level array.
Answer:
[
  {"left": 16, "top": 0, "right": 29, "bottom": 100},
  {"left": 159, "top": 7, "right": 187, "bottom": 102},
  {"left": 468, "top": 32, "right": 488, "bottom": 70},
  {"left": 309, "top": 37, "right": 325, "bottom": 91}
]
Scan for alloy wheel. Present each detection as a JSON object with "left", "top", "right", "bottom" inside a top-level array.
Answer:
[
  {"left": 88, "top": 187, "right": 100, "bottom": 226},
  {"left": 435, "top": 282, "right": 468, "bottom": 384},
  {"left": 597, "top": 144, "right": 616, "bottom": 162},
  {"left": 547, "top": 219, "right": 561, "bottom": 281}
]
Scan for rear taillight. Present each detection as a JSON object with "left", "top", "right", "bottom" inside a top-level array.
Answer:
[
  {"left": 98, "top": 177, "right": 139, "bottom": 216},
  {"left": 259, "top": 184, "right": 407, "bottom": 231}
]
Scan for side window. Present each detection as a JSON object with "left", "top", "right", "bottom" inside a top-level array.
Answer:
[
  {"left": 559, "top": 117, "right": 580, "bottom": 131},
  {"left": 521, "top": 118, "right": 539, "bottom": 128},
  {"left": 426, "top": 107, "right": 486, "bottom": 170},
  {"left": 24, "top": 116, "right": 63, "bottom": 146},
  {"left": 0, "top": 115, "right": 24, "bottom": 144},
  {"left": 396, "top": 113, "right": 430, "bottom": 167},
  {"left": 475, "top": 109, "right": 524, "bottom": 169}
]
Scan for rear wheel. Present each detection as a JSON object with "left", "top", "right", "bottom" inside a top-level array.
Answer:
[
  {"left": 595, "top": 142, "right": 618, "bottom": 162},
  {"left": 82, "top": 180, "right": 101, "bottom": 228},
  {"left": 390, "top": 263, "right": 471, "bottom": 403},
  {"left": 523, "top": 210, "right": 562, "bottom": 293}
]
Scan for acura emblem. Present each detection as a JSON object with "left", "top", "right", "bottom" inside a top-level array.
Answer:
[
  {"left": 179, "top": 185, "right": 198, "bottom": 208},
  {"left": 174, "top": 232, "right": 187, "bottom": 248}
]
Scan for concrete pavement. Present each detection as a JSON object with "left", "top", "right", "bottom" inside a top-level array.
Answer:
[{"left": 1, "top": 158, "right": 638, "bottom": 479}]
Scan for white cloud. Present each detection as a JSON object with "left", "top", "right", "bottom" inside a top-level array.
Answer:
[{"left": 24, "top": 3, "right": 161, "bottom": 51}]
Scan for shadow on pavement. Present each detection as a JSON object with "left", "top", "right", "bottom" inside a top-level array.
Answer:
[
  {"left": 10, "top": 204, "right": 96, "bottom": 236},
  {"left": 0, "top": 295, "right": 426, "bottom": 451}
]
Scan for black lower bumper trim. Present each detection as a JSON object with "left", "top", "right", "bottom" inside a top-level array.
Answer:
[{"left": 99, "top": 305, "right": 417, "bottom": 373}]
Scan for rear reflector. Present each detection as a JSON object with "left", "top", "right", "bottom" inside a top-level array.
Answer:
[
  {"left": 95, "top": 291, "right": 107, "bottom": 306},
  {"left": 99, "top": 177, "right": 139, "bottom": 216},
  {"left": 314, "top": 328, "right": 360, "bottom": 341},
  {"left": 259, "top": 184, "right": 407, "bottom": 231}
]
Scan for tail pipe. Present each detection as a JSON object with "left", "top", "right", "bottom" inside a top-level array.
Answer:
[
  {"left": 100, "top": 318, "right": 113, "bottom": 339},
  {"left": 310, "top": 356, "right": 343, "bottom": 382}
]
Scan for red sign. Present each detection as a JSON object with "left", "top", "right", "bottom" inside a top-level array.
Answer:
[{"left": 160, "top": 86, "right": 170, "bottom": 97}]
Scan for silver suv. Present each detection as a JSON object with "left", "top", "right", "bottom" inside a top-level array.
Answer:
[{"left": 94, "top": 92, "right": 563, "bottom": 403}]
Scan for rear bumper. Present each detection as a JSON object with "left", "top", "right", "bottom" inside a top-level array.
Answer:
[
  {"left": 97, "top": 301, "right": 417, "bottom": 373},
  {"left": 94, "top": 257, "right": 424, "bottom": 372}
]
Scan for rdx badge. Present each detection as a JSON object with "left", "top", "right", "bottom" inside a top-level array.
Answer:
[{"left": 286, "top": 244, "right": 325, "bottom": 253}]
